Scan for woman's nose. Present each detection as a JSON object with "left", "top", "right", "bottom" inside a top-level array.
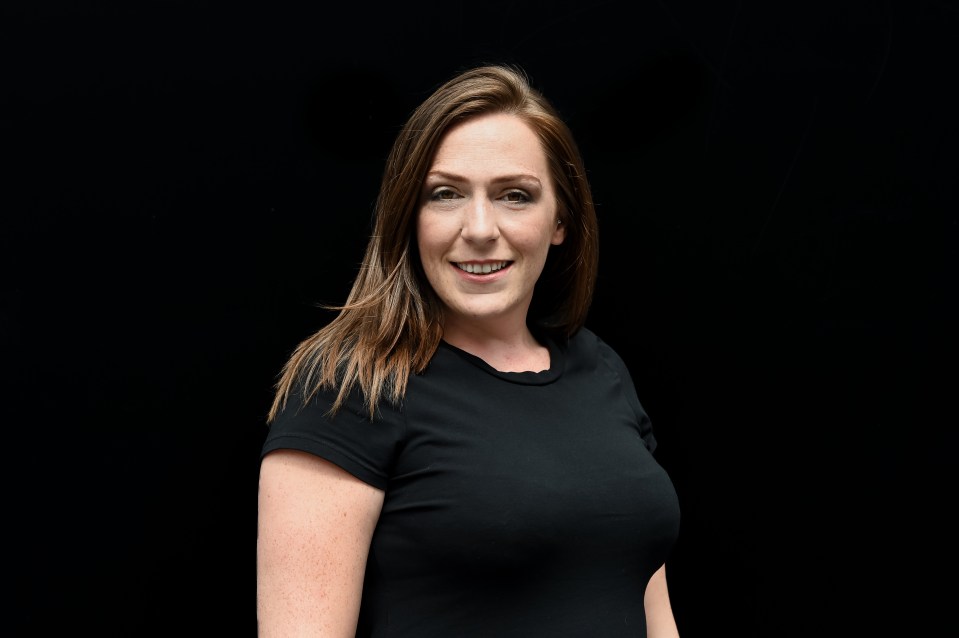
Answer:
[{"left": 460, "top": 196, "right": 499, "bottom": 242}]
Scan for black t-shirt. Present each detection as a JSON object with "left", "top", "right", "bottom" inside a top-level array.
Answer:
[{"left": 261, "top": 327, "right": 681, "bottom": 637}]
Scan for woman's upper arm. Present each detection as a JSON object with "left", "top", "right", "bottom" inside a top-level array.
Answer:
[
  {"left": 257, "top": 448, "right": 385, "bottom": 637},
  {"left": 645, "top": 563, "right": 681, "bottom": 638}
]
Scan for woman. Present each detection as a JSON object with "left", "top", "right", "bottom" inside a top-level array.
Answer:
[{"left": 257, "top": 64, "right": 682, "bottom": 637}]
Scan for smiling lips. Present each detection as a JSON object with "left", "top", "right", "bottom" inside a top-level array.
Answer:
[
  {"left": 450, "top": 260, "right": 513, "bottom": 277},
  {"left": 453, "top": 260, "right": 512, "bottom": 275}
]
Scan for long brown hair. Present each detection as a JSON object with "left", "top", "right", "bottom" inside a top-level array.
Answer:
[{"left": 267, "top": 64, "right": 599, "bottom": 421}]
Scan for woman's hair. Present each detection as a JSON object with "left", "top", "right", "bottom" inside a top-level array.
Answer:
[{"left": 267, "top": 64, "right": 599, "bottom": 421}]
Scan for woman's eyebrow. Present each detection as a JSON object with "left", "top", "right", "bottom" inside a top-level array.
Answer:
[{"left": 424, "top": 170, "right": 542, "bottom": 187}]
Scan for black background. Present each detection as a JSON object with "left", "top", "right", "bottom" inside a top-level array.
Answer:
[{"left": 4, "top": 1, "right": 955, "bottom": 636}]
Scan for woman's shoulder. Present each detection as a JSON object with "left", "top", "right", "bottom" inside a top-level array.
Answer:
[
  {"left": 565, "top": 327, "right": 637, "bottom": 380},
  {"left": 567, "top": 326, "right": 617, "bottom": 359},
  {"left": 272, "top": 371, "right": 405, "bottom": 430},
  {"left": 263, "top": 374, "right": 407, "bottom": 490}
]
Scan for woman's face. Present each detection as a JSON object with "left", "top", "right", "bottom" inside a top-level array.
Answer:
[{"left": 416, "top": 112, "right": 565, "bottom": 334}]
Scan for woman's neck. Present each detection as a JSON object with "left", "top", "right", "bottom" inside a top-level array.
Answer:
[{"left": 441, "top": 318, "right": 550, "bottom": 373}]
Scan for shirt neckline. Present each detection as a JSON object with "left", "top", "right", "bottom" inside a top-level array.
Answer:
[{"left": 437, "top": 335, "right": 566, "bottom": 385}]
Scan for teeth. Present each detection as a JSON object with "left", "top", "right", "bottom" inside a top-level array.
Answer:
[{"left": 456, "top": 261, "right": 509, "bottom": 274}]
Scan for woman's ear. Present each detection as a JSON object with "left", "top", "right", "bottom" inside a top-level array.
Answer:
[{"left": 551, "top": 217, "right": 566, "bottom": 245}]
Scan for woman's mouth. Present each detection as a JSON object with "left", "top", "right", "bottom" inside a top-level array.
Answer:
[{"left": 453, "top": 260, "right": 512, "bottom": 275}]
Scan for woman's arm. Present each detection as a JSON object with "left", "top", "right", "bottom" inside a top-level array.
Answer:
[
  {"left": 645, "top": 563, "right": 681, "bottom": 638},
  {"left": 257, "top": 449, "right": 384, "bottom": 637}
]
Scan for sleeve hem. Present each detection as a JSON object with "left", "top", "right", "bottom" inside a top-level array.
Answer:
[{"left": 261, "top": 434, "right": 389, "bottom": 491}]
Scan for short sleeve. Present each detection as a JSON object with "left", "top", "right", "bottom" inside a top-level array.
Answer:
[
  {"left": 596, "top": 338, "right": 657, "bottom": 453},
  {"left": 260, "top": 381, "right": 406, "bottom": 490}
]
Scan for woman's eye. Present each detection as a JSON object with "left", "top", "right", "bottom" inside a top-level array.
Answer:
[
  {"left": 430, "top": 188, "right": 459, "bottom": 201},
  {"left": 503, "top": 190, "right": 530, "bottom": 203}
]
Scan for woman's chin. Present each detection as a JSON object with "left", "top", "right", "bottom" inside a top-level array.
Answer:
[{"left": 442, "top": 300, "right": 527, "bottom": 329}]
